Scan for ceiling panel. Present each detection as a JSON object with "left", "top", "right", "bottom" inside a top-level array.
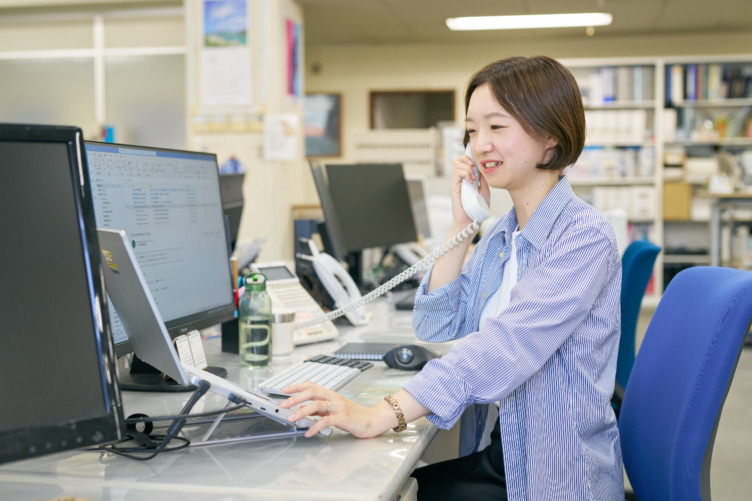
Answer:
[
  {"left": 657, "top": 0, "right": 752, "bottom": 33},
  {"left": 300, "top": 0, "right": 752, "bottom": 46}
]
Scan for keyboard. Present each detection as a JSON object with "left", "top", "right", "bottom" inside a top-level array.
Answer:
[{"left": 258, "top": 355, "right": 373, "bottom": 396}]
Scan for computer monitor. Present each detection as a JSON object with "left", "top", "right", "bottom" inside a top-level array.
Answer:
[
  {"left": 310, "top": 162, "right": 418, "bottom": 284},
  {"left": 406, "top": 177, "right": 432, "bottom": 241},
  {"left": 0, "top": 123, "right": 124, "bottom": 464},
  {"left": 84, "top": 141, "right": 236, "bottom": 391},
  {"left": 219, "top": 172, "right": 244, "bottom": 252}
]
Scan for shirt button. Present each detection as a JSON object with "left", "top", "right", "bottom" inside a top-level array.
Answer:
[
  {"left": 482, "top": 292, "right": 487, "bottom": 299},
  {"left": 499, "top": 251, "right": 505, "bottom": 259}
]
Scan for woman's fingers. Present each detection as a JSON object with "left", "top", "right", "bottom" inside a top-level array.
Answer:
[
  {"left": 280, "top": 382, "right": 331, "bottom": 406},
  {"left": 301, "top": 414, "right": 334, "bottom": 438},
  {"left": 280, "top": 382, "right": 341, "bottom": 429},
  {"left": 454, "top": 155, "right": 476, "bottom": 184}
]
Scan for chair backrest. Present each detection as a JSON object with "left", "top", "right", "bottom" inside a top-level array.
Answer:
[
  {"left": 619, "top": 266, "right": 752, "bottom": 501},
  {"left": 617, "top": 240, "right": 661, "bottom": 390}
]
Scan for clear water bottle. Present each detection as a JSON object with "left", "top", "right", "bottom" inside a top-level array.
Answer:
[{"left": 238, "top": 273, "right": 272, "bottom": 367}]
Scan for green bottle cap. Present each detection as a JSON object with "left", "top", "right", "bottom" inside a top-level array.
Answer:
[{"left": 244, "top": 273, "right": 267, "bottom": 291}]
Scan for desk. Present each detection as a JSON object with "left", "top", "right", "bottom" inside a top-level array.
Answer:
[
  {"left": 0, "top": 295, "right": 448, "bottom": 501},
  {"left": 699, "top": 191, "right": 752, "bottom": 266}
]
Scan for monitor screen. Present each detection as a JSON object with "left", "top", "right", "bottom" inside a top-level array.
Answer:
[
  {"left": 83, "top": 142, "right": 236, "bottom": 361},
  {"left": 315, "top": 163, "right": 418, "bottom": 260},
  {"left": 406, "top": 177, "right": 432, "bottom": 240},
  {"left": 0, "top": 123, "right": 124, "bottom": 464},
  {"left": 219, "top": 172, "right": 244, "bottom": 251}
]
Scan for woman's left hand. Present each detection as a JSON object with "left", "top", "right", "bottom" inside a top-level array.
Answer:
[{"left": 280, "top": 382, "right": 393, "bottom": 438}]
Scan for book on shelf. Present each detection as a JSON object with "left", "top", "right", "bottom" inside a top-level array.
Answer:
[
  {"left": 707, "top": 63, "right": 723, "bottom": 100},
  {"left": 669, "top": 64, "right": 684, "bottom": 105},
  {"left": 616, "top": 66, "right": 634, "bottom": 102},
  {"left": 667, "top": 62, "right": 752, "bottom": 103},
  {"left": 685, "top": 64, "right": 697, "bottom": 101},
  {"left": 587, "top": 65, "right": 654, "bottom": 105},
  {"left": 600, "top": 66, "right": 616, "bottom": 103}
]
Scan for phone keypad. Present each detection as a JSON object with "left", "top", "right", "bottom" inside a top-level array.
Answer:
[{"left": 267, "top": 283, "right": 338, "bottom": 345}]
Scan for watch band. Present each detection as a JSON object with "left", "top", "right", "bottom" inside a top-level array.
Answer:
[{"left": 384, "top": 394, "right": 407, "bottom": 432}]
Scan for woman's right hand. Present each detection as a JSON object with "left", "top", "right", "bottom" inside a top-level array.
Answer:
[
  {"left": 280, "top": 382, "right": 396, "bottom": 438},
  {"left": 450, "top": 153, "right": 490, "bottom": 228}
]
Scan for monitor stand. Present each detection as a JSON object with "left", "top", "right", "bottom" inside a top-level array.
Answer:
[
  {"left": 344, "top": 250, "right": 363, "bottom": 288},
  {"left": 119, "top": 354, "right": 228, "bottom": 392}
]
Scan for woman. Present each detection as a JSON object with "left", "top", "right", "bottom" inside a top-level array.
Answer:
[{"left": 282, "top": 56, "right": 623, "bottom": 500}]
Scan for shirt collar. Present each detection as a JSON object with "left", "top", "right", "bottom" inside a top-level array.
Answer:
[{"left": 498, "top": 176, "right": 576, "bottom": 251}]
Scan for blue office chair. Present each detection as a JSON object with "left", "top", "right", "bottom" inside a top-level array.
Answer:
[
  {"left": 619, "top": 266, "right": 752, "bottom": 500},
  {"left": 612, "top": 240, "right": 661, "bottom": 418}
]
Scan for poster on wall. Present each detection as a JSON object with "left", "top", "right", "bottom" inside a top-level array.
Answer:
[
  {"left": 304, "top": 93, "right": 341, "bottom": 157},
  {"left": 286, "top": 18, "right": 302, "bottom": 100},
  {"left": 264, "top": 113, "right": 299, "bottom": 161},
  {"left": 200, "top": 0, "right": 252, "bottom": 107}
]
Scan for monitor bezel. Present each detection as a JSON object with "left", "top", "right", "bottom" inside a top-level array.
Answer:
[
  {"left": 83, "top": 141, "right": 237, "bottom": 358},
  {"left": 219, "top": 172, "right": 245, "bottom": 251},
  {"left": 0, "top": 123, "right": 125, "bottom": 464},
  {"left": 312, "top": 162, "right": 419, "bottom": 260}
]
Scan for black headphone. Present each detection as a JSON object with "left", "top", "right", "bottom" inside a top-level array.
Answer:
[{"left": 126, "top": 413, "right": 156, "bottom": 449}]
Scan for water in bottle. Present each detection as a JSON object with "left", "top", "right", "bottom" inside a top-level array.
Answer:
[{"left": 238, "top": 273, "right": 272, "bottom": 367}]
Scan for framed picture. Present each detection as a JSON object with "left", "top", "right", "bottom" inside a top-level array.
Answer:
[{"left": 304, "top": 93, "right": 341, "bottom": 157}]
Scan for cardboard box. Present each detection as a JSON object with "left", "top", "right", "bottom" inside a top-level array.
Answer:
[{"left": 663, "top": 182, "right": 692, "bottom": 221}]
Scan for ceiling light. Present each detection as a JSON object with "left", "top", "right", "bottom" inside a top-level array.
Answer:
[{"left": 446, "top": 13, "right": 613, "bottom": 31}]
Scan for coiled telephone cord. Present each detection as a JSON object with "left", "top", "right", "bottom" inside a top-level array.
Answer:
[{"left": 297, "top": 219, "right": 481, "bottom": 328}]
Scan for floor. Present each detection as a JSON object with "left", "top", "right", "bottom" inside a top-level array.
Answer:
[{"left": 709, "top": 345, "right": 752, "bottom": 499}]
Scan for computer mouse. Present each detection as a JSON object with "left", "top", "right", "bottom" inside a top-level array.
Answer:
[{"left": 383, "top": 344, "right": 438, "bottom": 371}]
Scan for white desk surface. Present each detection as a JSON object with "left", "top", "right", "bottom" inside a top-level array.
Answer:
[{"left": 0, "top": 293, "right": 451, "bottom": 501}]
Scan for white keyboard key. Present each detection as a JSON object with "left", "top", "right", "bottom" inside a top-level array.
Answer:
[{"left": 258, "top": 357, "right": 371, "bottom": 396}]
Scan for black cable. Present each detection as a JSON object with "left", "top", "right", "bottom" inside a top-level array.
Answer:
[
  {"left": 161, "top": 379, "right": 211, "bottom": 446},
  {"left": 96, "top": 380, "right": 213, "bottom": 461},
  {"left": 123, "top": 402, "right": 247, "bottom": 426},
  {"left": 104, "top": 435, "right": 192, "bottom": 460}
]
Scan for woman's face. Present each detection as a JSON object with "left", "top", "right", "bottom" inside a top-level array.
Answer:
[{"left": 465, "top": 83, "right": 557, "bottom": 194}]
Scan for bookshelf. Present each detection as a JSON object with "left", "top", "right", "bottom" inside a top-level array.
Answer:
[
  {"left": 548, "top": 55, "right": 752, "bottom": 295},
  {"left": 661, "top": 55, "right": 752, "bottom": 276},
  {"left": 562, "top": 58, "right": 665, "bottom": 300}
]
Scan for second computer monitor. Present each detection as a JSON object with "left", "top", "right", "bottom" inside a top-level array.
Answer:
[
  {"left": 219, "top": 172, "right": 244, "bottom": 252},
  {"left": 322, "top": 163, "right": 418, "bottom": 260},
  {"left": 308, "top": 162, "right": 418, "bottom": 288},
  {"left": 84, "top": 141, "right": 236, "bottom": 389},
  {"left": 406, "top": 177, "right": 432, "bottom": 241}
]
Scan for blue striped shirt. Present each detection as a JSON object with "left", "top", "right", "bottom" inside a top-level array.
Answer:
[{"left": 404, "top": 177, "right": 623, "bottom": 500}]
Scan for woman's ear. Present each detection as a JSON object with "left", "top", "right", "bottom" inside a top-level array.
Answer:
[{"left": 542, "top": 136, "right": 559, "bottom": 163}]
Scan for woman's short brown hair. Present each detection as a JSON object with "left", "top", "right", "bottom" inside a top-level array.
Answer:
[{"left": 464, "top": 56, "right": 585, "bottom": 171}]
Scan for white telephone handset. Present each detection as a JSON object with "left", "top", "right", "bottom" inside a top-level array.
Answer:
[
  {"left": 460, "top": 144, "right": 491, "bottom": 223},
  {"left": 310, "top": 249, "right": 369, "bottom": 326}
]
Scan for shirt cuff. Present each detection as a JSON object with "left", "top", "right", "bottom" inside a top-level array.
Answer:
[
  {"left": 413, "top": 268, "right": 461, "bottom": 315},
  {"left": 402, "top": 359, "right": 472, "bottom": 429}
]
